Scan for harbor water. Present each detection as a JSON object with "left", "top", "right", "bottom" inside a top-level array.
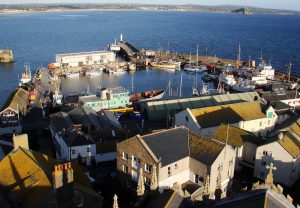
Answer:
[{"left": 0, "top": 11, "right": 300, "bottom": 106}]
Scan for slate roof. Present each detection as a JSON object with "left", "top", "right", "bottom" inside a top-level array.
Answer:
[
  {"left": 0, "top": 147, "right": 92, "bottom": 208},
  {"left": 0, "top": 87, "right": 29, "bottom": 114},
  {"left": 49, "top": 111, "right": 93, "bottom": 147},
  {"left": 140, "top": 127, "right": 225, "bottom": 167},
  {"left": 260, "top": 90, "right": 299, "bottom": 103},
  {"left": 145, "top": 190, "right": 198, "bottom": 208},
  {"left": 213, "top": 124, "right": 261, "bottom": 147},
  {"left": 191, "top": 101, "right": 266, "bottom": 128},
  {"left": 142, "top": 127, "right": 190, "bottom": 167}
]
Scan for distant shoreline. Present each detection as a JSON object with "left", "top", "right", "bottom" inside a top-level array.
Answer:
[{"left": 0, "top": 6, "right": 299, "bottom": 16}]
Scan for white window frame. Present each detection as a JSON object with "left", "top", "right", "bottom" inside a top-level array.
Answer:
[{"left": 122, "top": 152, "right": 128, "bottom": 160}]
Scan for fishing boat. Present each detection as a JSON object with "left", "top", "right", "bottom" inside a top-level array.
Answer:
[
  {"left": 52, "top": 82, "right": 63, "bottom": 105},
  {"left": 150, "top": 61, "right": 177, "bottom": 70},
  {"left": 128, "top": 62, "right": 137, "bottom": 71},
  {"left": 109, "top": 67, "right": 126, "bottom": 75},
  {"left": 86, "top": 69, "right": 103, "bottom": 76},
  {"left": 50, "top": 73, "right": 59, "bottom": 81},
  {"left": 19, "top": 63, "right": 32, "bottom": 85},
  {"left": 285, "top": 62, "right": 298, "bottom": 90},
  {"left": 218, "top": 74, "right": 237, "bottom": 86},
  {"left": 129, "top": 89, "right": 165, "bottom": 102},
  {"left": 232, "top": 78, "right": 255, "bottom": 92},
  {"left": 65, "top": 72, "right": 80, "bottom": 78},
  {"left": 193, "top": 81, "right": 225, "bottom": 96}
]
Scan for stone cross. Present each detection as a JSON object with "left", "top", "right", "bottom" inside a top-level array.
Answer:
[
  {"left": 265, "top": 162, "right": 277, "bottom": 185},
  {"left": 113, "top": 194, "right": 118, "bottom": 208}
]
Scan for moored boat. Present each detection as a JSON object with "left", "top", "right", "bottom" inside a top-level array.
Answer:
[
  {"left": 64, "top": 72, "right": 80, "bottom": 78},
  {"left": 129, "top": 89, "right": 165, "bottom": 102},
  {"left": 19, "top": 63, "right": 32, "bottom": 85},
  {"left": 86, "top": 69, "right": 103, "bottom": 76},
  {"left": 150, "top": 61, "right": 177, "bottom": 70}
]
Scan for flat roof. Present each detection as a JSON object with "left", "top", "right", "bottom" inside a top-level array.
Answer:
[{"left": 56, "top": 51, "right": 111, "bottom": 57}]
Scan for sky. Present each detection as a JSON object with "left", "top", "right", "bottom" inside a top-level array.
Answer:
[{"left": 1, "top": 0, "right": 300, "bottom": 11}]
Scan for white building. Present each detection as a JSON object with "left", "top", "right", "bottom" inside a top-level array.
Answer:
[
  {"left": 49, "top": 111, "right": 96, "bottom": 166},
  {"left": 175, "top": 101, "right": 277, "bottom": 137},
  {"left": 55, "top": 51, "right": 116, "bottom": 67},
  {"left": 253, "top": 117, "right": 300, "bottom": 187},
  {"left": 117, "top": 127, "right": 236, "bottom": 198},
  {"left": 213, "top": 124, "right": 262, "bottom": 172}
]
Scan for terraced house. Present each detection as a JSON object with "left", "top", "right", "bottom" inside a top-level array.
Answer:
[
  {"left": 117, "top": 127, "right": 236, "bottom": 199},
  {"left": 175, "top": 101, "right": 277, "bottom": 137}
]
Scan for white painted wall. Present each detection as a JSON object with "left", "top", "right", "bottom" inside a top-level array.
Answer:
[
  {"left": 175, "top": 109, "right": 201, "bottom": 134},
  {"left": 254, "top": 141, "right": 299, "bottom": 187},
  {"left": 242, "top": 141, "right": 257, "bottom": 165},
  {"left": 210, "top": 146, "right": 236, "bottom": 193}
]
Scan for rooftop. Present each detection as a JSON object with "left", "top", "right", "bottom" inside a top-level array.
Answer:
[
  {"left": 213, "top": 124, "right": 261, "bottom": 147},
  {"left": 0, "top": 147, "right": 91, "bottom": 208},
  {"left": 0, "top": 87, "right": 29, "bottom": 113},
  {"left": 260, "top": 90, "right": 299, "bottom": 103},
  {"left": 142, "top": 91, "right": 260, "bottom": 112},
  {"left": 191, "top": 101, "right": 266, "bottom": 128},
  {"left": 138, "top": 127, "right": 225, "bottom": 167},
  {"left": 56, "top": 50, "right": 111, "bottom": 57}
]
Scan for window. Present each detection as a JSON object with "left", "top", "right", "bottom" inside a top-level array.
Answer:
[
  {"left": 218, "top": 164, "right": 223, "bottom": 171},
  {"left": 132, "top": 155, "right": 141, "bottom": 169},
  {"left": 168, "top": 166, "right": 171, "bottom": 176},
  {"left": 72, "top": 149, "right": 75, "bottom": 154},
  {"left": 174, "top": 163, "right": 178, "bottom": 169},
  {"left": 122, "top": 165, "right": 129, "bottom": 173},
  {"left": 229, "top": 159, "right": 233, "bottom": 166},
  {"left": 259, "top": 121, "right": 262, "bottom": 126},
  {"left": 145, "top": 177, "right": 151, "bottom": 186},
  {"left": 268, "top": 120, "right": 271, "bottom": 125},
  {"left": 145, "top": 164, "right": 152, "bottom": 173},
  {"left": 122, "top": 152, "right": 129, "bottom": 160},
  {"left": 87, "top": 147, "right": 91, "bottom": 153}
]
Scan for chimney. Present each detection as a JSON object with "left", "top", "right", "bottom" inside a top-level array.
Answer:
[
  {"left": 53, "top": 162, "right": 74, "bottom": 205},
  {"left": 13, "top": 134, "right": 29, "bottom": 150},
  {"left": 52, "top": 164, "right": 63, "bottom": 189}
]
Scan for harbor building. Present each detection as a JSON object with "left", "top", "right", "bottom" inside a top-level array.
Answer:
[
  {"left": 55, "top": 51, "right": 116, "bottom": 67},
  {"left": 117, "top": 127, "right": 236, "bottom": 199},
  {"left": 0, "top": 87, "right": 28, "bottom": 136},
  {"left": 175, "top": 101, "right": 277, "bottom": 137},
  {"left": 139, "top": 92, "right": 261, "bottom": 121},
  {"left": 79, "top": 87, "right": 131, "bottom": 112}
]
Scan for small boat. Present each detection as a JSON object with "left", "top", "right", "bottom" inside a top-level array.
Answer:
[
  {"left": 19, "top": 63, "right": 32, "bottom": 85},
  {"left": 109, "top": 67, "right": 126, "bottom": 75},
  {"left": 128, "top": 63, "right": 136, "bottom": 71},
  {"left": 232, "top": 84, "right": 255, "bottom": 92},
  {"left": 150, "top": 61, "right": 177, "bottom": 70},
  {"left": 50, "top": 74, "right": 59, "bottom": 81},
  {"left": 129, "top": 89, "right": 165, "bottom": 102},
  {"left": 232, "top": 78, "right": 255, "bottom": 92},
  {"left": 86, "top": 69, "right": 103, "bottom": 76},
  {"left": 218, "top": 74, "right": 237, "bottom": 86},
  {"left": 65, "top": 72, "right": 80, "bottom": 78},
  {"left": 52, "top": 82, "right": 63, "bottom": 105},
  {"left": 193, "top": 82, "right": 226, "bottom": 96}
]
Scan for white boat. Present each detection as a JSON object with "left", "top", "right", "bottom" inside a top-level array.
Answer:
[
  {"left": 129, "top": 89, "right": 165, "bottom": 102},
  {"left": 218, "top": 74, "right": 237, "bottom": 86},
  {"left": 232, "top": 78, "right": 255, "bottom": 92},
  {"left": 150, "top": 61, "right": 177, "bottom": 70},
  {"left": 249, "top": 75, "right": 268, "bottom": 85},
  {"left": 109, "top": 67, "right": 126, "bottom": 75},
  {"left": 193, "top": 82, "right": 226, "bottom": 96},
  {"left": 50, "top": 74, "right": 59, "bottom": 81},
  {"left": 65, "top": 72, "right": 80, "bottom": 78},
  {"left": 53, "top": 83, "right": 63, "bottom": 105},
  {"left": 232, "top": 84, "right": 255, "bottom": 92},
  {"left": 86, "top": 70, "right": 103, "bottom": 76},
  {"left": 20, "top": 63, "right": 32, "bottom": 85}
]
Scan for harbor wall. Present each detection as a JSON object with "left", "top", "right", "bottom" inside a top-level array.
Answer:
[{"left": 0, "top": 49, "right": 13, "bottom": 63}]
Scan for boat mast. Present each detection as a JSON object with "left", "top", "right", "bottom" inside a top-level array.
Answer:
[
  {"left": 131, "top": 75, "right": 134, "bottom": 92},
  {"left": 237, "top": 43, "right": 241, "bottom": 68},
  {"left": 179, "top": 73, "right": 183, "bottom": 97},
  {"left": 196, "top": 44, "right": 199, "bottom": 68},
  {"left": 287, "top": 62, "right": 292, "bottom": 82}
]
